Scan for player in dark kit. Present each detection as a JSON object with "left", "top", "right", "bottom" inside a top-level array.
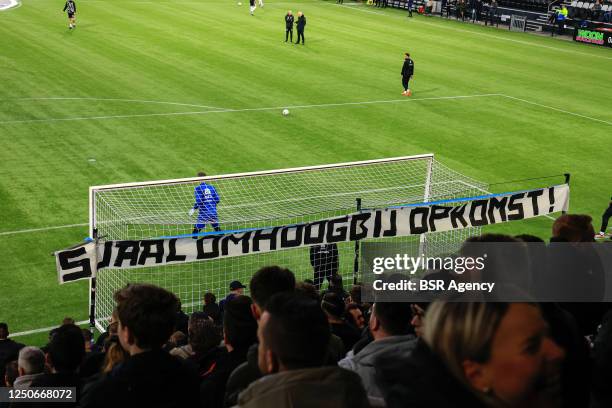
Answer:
[
  {"left": 63, "top": 0, "right": 77, "bottom": 29},
  {"left": 189, "top": 172, "right": 221, "bottom": 237},
  {"left": 597, "top": 196, "right": 612, "bottom": 238},
  {"left": 285, "top": 10, "right": 294, "bottom": 42},
  {"left": 295, "top": 11, "right": 306, "bottom": 45},
  {"left": 310, "top": 244, "right": 339, "bottom": 290},
  {"left": 401, "top": 52, "right": 414, "bottom": 96}
]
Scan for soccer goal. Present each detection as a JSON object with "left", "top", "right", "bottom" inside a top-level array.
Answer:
[{"left": 88, "top": 154, "right": 487, "bottom": 332}]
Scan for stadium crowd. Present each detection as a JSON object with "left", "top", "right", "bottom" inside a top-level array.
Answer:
[{"left": 1, "top": 214, "right": 611, "bottom": 408}]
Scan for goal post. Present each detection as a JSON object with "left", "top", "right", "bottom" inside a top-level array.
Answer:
[{"left": 88, "top": 154, "right": 486, "bottom": 332}]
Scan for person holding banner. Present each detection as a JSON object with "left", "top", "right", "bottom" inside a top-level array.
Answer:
[{"left": 189, "top": 172, "right": 221, "bottom": 237}]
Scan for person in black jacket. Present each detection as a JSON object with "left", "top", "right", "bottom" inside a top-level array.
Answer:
[
  {"left": 284, "top": 11, "right": 294, "bottom": 42},
  {"left": 310, "top": 243, "right": 339, "bottom": 290},
  {"left": 62, "top": 0, "right": 77, "bottom": 29},
  {"left": 401, "top": 53, "right": 414, "bottom": 96},
  {"left": 80, "top": 284, "right": 199, "bottom": 408},
  {"left": 485, "top": 0, "right": 498, "bottom": 26},
  {"left": 24, "top": 324, "right": 84, "bottom": 408},
  {"left": 200, "top": 295, "right": 257, "bottom": 408},
  {"left": 295, "top": 11, "right": 306, "bottom": 45},
  {"left": 597, "top": 196, "right": 612, "bottom": 238},
  {"left": 0, "top": 323, "right": 24, "bottom": 386}
]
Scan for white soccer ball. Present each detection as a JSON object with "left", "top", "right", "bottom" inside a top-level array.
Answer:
[
  {"left": 282, "top": 109, "right": 289, "bottom": 116},
  {"left": 237, "top": 2, "right": 242, "bottom": 5}
]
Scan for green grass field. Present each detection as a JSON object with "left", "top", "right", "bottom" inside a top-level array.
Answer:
[{"left": 1, "top": 0, "right": 610, "bottom": 344}]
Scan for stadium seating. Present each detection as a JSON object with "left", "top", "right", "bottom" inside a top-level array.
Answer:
[{"left": 568, "top": 0, "right": 612, "bottom": 21}]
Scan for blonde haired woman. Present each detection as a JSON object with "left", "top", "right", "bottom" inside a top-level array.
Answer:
[{"left": 377, "top": 301, "right": 565, "bottom": 408}]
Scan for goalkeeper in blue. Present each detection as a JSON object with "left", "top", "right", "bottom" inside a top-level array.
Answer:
[{"left": 189, "top": 172, "right": 221, "bottom": 236}]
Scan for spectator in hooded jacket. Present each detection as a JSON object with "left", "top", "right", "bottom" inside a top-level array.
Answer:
[{"left": 13, "top": 347, "right": 45, "bottom": 389}]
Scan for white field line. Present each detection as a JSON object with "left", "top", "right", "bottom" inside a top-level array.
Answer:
[
  {"left": 0, "top": 223, "right": 88, "bottom": 236},
  {"left": 500, "top": 94, "right": 612, "bottom": 126},
  {"left": 1, "top": 93, "right": 609, "bottom": 128},
  {"left": 1, "top": 97, "right": 224, "bottom": 110},
  {"left": 0, "top": 93, "right": 501, "bottom": 125},
  {"left": 0, "top": 91, "right": 598, "bottom": 236},
  {"left": 331, "top": 3, "right": 612, "bottom": 61},
  {"left": 9, "top": 320, "right": 89, "bottom": 338}
]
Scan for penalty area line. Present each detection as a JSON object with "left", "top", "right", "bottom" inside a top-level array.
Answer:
[
  {"left": 0, "top": 93, "right": 501, "bottom": 124},
  {"left": 499, "top": 94, "right": 612, "bottom": 126}
]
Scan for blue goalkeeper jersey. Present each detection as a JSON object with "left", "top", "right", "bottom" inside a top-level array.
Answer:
[{"left": 193, "top": 183, "right": 220, "bottom": 219}]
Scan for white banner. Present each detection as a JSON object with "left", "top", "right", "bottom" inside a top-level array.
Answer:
[{"left": 56, "top": 184, "right": 570, "bottom": 284}]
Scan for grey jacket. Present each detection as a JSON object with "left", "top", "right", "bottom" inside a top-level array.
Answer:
[
  {"left": 339, "top": 335, "right": 417, "bottom": 400},
  {"left": 13, "top": 372, "right": 44, "bottom": 388},
  {"left": 235, "top": 366, "right": 369, "bottom": 408}
]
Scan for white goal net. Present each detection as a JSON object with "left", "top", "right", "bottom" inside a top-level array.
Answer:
[{"left": 89, "top": 154, "right": 487, "bottom": 331}]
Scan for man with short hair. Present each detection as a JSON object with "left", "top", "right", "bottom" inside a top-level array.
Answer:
[
  {"left": 170, "top": 312, "right": 222, "bottom": 362},
  {"left": 202, "top": 292, "right": 221, "bottom": 324},
  {"left": 321, "top": 292, "right": 361, "bottom": 352},
  {"left": 0, "top": 323, "right": 25, "bottom": 386},
  {"left": 401, "top": 52, "right": 414, "bottom": 96},
  {"left": 80, "top": 284, "right": 199, "bottom": 408},
  {"left": 249, "top": 266, "right": 296, "bottom": 318},
  {"left": 13, "top": 347, "right": 45, "bottom": 389},
  {"left": 224, "top": 266, "right": 296, "bottom": 406},
  {"left": 28, "top": 324, "right": 85, "bottom": 406},
  {"left": 346, "top": 303, "right": 366, "bottom": 330},
  {"left": 200, "top": 295, "right": 258, "bottom": 407},
  {"left": 339, "top": 302, "right": 417, "bottom": 403},
  {"left": 189, "top": 172, "right": 221, "bottom": 237},
  {"left": 236, "top": 293, "right": 369, "bottom": 408},
  {"left": 284, "top": 10, "right": 294, "bottom": 43},
  {"left": 295, "top": 11, "right": 306, "bottom": 45}
]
